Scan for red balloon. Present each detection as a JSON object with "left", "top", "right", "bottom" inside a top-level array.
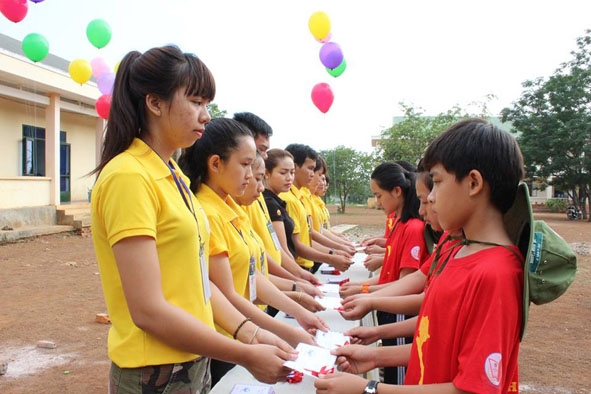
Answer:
[
  {"left": 95, "top": 94, "right": 111, "bottom": 120},
  {"left": 0, "top": 0, "right": 28, "bottom": 23},
  {"left": 311, "top": 83, "right": 334, "bottom": 113}
]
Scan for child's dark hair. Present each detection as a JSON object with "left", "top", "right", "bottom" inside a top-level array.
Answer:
[
  {"left": 265, "top": 148, "right": 294, "bottom": 173},
  {"left": 233, "top": 112, "right": 273, "bottom": 138},
  {"left": 423, "top": 118, "right": 524, "bottom": 214},
  {"left": 285, "top": 143, "right": 318, "bottom": 167},
  {"left": 416, "top": 158, "right": 442, "bottom": 248},
  {"left": 416, "top": 158, "right": 433, "bottom": 192},
  {"left": 371, "top": 162, "right": 420, "bottom": 223},
  {"left": 178, "top": 118, "right": 253, "bottom": 193},
  {"left": 92, "top": 45, "right": 215, "bottom": 175}
]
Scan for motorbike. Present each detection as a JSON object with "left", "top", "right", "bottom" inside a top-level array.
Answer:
[{"left": 566, "top": 205, "right": 583, "bottom": 220}]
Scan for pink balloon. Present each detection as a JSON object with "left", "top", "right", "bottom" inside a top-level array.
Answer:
[
  {"left": 319, "top": 42, "right": 343, "bottom": 69},
  {"left": 95, "top": 94, "right": 111, "bottom": 120},
  {"left": 311, "top": 83, "right": 334, "bottom": 114},
  {"left": 316, "top": 32, "right": 332, "bottom": 44},
  {"left": 97, "top": 72, "right": 115, "bottom": 95},
  {"left": 0, "top": 0, "right": 28, "bottom": 23},
  {"left": 91, "top": 56, "right": 110, "bottom": 78}
]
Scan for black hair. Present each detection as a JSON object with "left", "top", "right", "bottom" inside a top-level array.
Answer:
[
  {"left": 395, "top": 160, "right": 416, "bottom": 173},
  {"left": 416, "top": 158, "right": 433, "bottom": 192},
  {"left": 178, "top": 118, "right": 253, "bottom": 193},
  {"left": 233, "top": 112, "right": 273, "bottom": 138},
  {"left": 265, "top": 148, "right": 293, "bottom": 173},
  {"left": 371, "top": 162, "right": 420, "bottom": 223},
  {"left": 423, "top": 118, "right": 524, "bottom": 213},
  {"left": 314, "top": 155, "right": 327, "bottom": 174},
  {"left": 285, "top": 143, "right": 318, "bottom": 167},
  {"left": 92, "top": 45, "right": 215, "bottom": 175}
]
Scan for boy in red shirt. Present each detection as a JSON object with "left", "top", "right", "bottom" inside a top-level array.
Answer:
[{"left": 315, "top": 118, "right": 525, "bottom": 394}]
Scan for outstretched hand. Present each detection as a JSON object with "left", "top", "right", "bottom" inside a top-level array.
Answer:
[{"left": 314, "top": 372, "right": 368, "bottom": 394}]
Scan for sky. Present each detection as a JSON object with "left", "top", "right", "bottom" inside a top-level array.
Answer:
[{"left": 2, "top": 0, "right": 591, "bottom": 152}]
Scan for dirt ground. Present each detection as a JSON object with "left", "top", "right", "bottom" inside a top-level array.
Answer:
[{"left": 0, "top": 206, "right": 589, "bottom": 394}]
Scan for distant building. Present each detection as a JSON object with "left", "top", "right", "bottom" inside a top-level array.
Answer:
[{"left": 0, "top": 32, "right": 103, "bottom": 211}]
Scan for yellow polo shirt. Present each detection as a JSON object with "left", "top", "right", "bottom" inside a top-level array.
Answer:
[
  {"left": 279, "top": 185, "right": 313, "bottom": 269},
  {"left": 243, "top": 194, "right": 282, "bottom": 265},
  {"left": 312, "top": 194, "right": 331, "bottom": 230},
  {"left": 197, "top": 185, "right": 267, "bottom": 325},
  {"left": 91, "top": 138, "right": 214, "bottom": 368}
]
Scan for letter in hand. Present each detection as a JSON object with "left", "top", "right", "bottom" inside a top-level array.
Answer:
[
  {"left": 244, "top": 343, "right": 297, "bottom": 384},
  {"left": 339, "top": 296, "right": 371, "bottom": 320},
  {"left": 332, "top": 344, "right": 376, "bottom": 375}
]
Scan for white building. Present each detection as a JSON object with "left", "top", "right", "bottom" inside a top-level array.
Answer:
[{"left": 0, "top": 33, "right": 104, "bottom": 233}]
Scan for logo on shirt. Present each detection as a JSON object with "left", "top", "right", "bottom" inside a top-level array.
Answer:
[
  {"left": 276, "top": 209, "right": 281, "bottom": 216},
  {"left": 484, "top": 352, "right": 502, "bottom": 386},
  {"left": 411, "top": 245, "right": 420, "bottom": 260}
]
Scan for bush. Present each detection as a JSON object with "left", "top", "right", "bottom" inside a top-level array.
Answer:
[{"left": 545, "top": 198, "right": 568, "bottom": 213}]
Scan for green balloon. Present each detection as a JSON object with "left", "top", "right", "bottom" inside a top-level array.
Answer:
[
  {"left": 22, "top": 33, "right": 49, "bottom": 63},
  {"left": 326, "top": 59, "right": 347, "bottom": 78},
  {"left": 86, "top": 19, "right": 112, "bottom": 49}
]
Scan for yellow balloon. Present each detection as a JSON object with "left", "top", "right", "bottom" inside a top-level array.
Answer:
[
  {"left": 68, "top": 58, "right": 92, "bottom": 85},
  {"left": 308, "top": 11, "right": 331, "bottom": 41}
]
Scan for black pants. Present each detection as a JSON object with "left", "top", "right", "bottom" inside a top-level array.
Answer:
[
  {"left": 209, "top": 359, "right": 235, "bottom": 388},
  {"left": 377, "top": 311, "right": 413, "bottom": 385}
]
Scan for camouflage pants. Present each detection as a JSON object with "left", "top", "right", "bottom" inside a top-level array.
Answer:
[{"left": 109, "top": 357, "right": 211, "bottom": 394}]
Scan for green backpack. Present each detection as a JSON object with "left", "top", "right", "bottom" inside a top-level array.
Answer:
[{"left": 503, "top": 183, "right": 578, "bottom": 339}]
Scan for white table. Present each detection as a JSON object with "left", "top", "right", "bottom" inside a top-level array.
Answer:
[{"left": 210, "top": 253, "right": 378, "bottom": 394}]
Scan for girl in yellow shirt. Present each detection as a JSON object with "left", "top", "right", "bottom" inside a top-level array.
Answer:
[
  {"left": 178, "top": 118, "right": 329, "bottom": 384},
  {"left": 90, "top": 45, "right": 295, "bottom": 393}
]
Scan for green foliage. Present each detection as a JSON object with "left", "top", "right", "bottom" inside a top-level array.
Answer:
[
  {"left": 378, "top": 103, "right": 467, "bottom": 164},
  {"left": 501, "top": 29, "right": 591, "bottom": 219},
  {"left": 207, "top": 102, "right": 227, "bottom": 119},
  {"left": 321, "top": 147, "right": 376, "bottom": 213},
  {"left": 545, "top": 198, "right": 568, "bottom": 213}
]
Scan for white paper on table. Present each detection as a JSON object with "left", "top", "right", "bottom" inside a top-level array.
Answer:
[
  {"left": 317, "top": 283, "right": 340, "bottom": 294},
  {"left": 315, "top": 295, "right": 343, "bottom": 310},
  {"left": 230, "top": 384, "right": 275, "bottom": 394},
  {"left": 315, "top": 331, "right": 351, "bottom": 350},
  {"left": 355, "top": 245, "right": 366, "bottom": 252},
  {"left": 283, "top": 343, "right": 336, "bottom": 377}
]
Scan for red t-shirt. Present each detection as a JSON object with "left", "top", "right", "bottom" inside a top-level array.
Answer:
[
  {"left": 383, "top": 212, "right": 396, "bottom": 238},
  {"left": 378, "top": 218, "right": 427, "bottom": 285},
  {"left": 405, "top": 246, "right": 523, "bottom": 393}
]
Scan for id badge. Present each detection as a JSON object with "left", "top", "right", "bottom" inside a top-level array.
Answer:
[
  {"left": 199, "top": 244, "right": 211, "bottom": 302},
  {"left": 267, "top": 221, "right": 281, "bottom": 250},
  {"left": 248, "top": 256, "right": 257, "bottom": 302}
]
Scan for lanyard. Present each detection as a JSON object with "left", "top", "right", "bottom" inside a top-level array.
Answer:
[
  {"left": 425, "top": 235, "right": 522, "bottom": 290},
  {"left": 167, "top": 162, "right": 203, "bottom": 246}
]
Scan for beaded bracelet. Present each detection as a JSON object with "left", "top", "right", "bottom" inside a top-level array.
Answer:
[{"left": 233, "top": 318, "right": 251, "bottom": 340}]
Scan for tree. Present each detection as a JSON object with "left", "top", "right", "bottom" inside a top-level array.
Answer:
[
  {"left": 501, "top": 30, "right": 591, "bottom": 219},
  {"left": 378, "top": 103, "right": 466, "bottom": 164},
  {"left": 321, "top": 146, "right": 375, "bottom": 213},
  {"left": 207, "top": 102, "right": 227, "bottom": 119}
]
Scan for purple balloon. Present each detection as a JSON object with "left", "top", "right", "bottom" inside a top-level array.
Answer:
[
  {"left": 97, "top": 72, "right": 116, "bottom": 95},
  {"left": 30, "top": 0, "right": 45, "bottom": 3},
  {"left": 319, "top": 42, "right": 343, "bottom": 70}
]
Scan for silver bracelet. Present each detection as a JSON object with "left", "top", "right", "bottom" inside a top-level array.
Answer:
[{"left": 248, "top": 326, "right": 261, "bottom": 344}]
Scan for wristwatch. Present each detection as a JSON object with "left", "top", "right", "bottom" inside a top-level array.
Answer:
[{"left": 362, "top": 380, "right": 379, "bottom": 394}]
